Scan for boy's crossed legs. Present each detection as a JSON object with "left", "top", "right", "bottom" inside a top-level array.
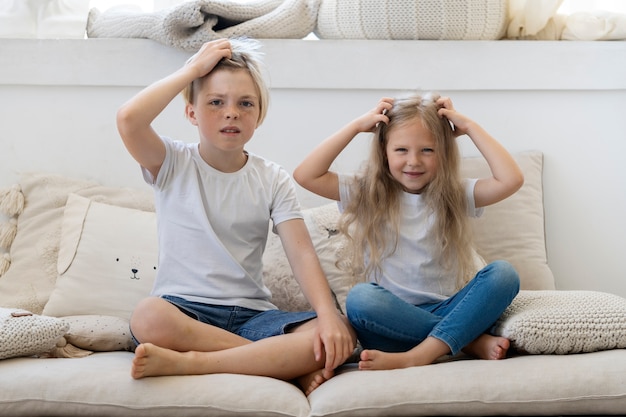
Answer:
[{"left": 129, "top": 296, "right": 352, "bottom": 395}]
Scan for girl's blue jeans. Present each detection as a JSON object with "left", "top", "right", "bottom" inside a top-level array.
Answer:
[{"left": 346, "top": 260, "right": 520, "bottom": 355}]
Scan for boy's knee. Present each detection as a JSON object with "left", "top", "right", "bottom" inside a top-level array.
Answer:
[{"left": 129, "top": 297, "right": 171, "bottom": 343}]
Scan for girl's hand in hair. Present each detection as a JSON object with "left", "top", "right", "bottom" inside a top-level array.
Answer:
[
  {"left": 436, "top": 96, "right": 476, "bottom": 138},
  {"left": 351, "top": 97, "right": 394, "bottom": 134}
]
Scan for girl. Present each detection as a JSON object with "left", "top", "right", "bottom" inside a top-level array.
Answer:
[
  {"left": 293, "top": 93, "right": 523, "bottom": 371},
  {"left": 117, "top": 38, "right": 355, "bottom": 394}
]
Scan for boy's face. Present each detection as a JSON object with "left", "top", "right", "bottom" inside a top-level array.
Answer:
[{"left": 186, "top": 68, "right": 260, "bottom": 157}]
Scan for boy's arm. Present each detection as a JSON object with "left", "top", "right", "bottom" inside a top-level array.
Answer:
[
  {"left": 293, "top": 98, "right": 393, "bottom": 201},
  {"left": 436, "top": 97, "right": 524, "bottom": 207},
  {"left": 116, "top": 39, "right": 232, "bottom": 179},
  {"left": 275, "top": 218, "right": 354, "bottom": 376}
]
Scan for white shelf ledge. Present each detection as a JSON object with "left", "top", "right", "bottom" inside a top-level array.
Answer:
[{"left": 2, "top": 38, "right": 625, "bottom": 90}]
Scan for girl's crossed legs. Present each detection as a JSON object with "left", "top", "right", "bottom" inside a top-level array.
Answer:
[{"left": 346, "top": 260, "right": 520, "bottom": 370}]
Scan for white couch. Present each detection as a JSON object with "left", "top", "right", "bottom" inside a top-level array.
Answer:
[{"left": 1, "top": 151, "right": 626, "bottom": 416}]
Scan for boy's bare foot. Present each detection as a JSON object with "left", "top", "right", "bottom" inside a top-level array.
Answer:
[
  {"left": 297, "top": 368, "right": 333, "bottom": 396},
  {"left": 131, "top": 343, "right": 201, "bottom": 379},
  {"left": 462, "top": 334, "right": 510, "bottom": 360}
]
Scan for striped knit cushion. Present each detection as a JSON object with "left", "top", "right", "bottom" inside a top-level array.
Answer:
[
  {"left": 0, "top": 308, "right": 68, "bottom": 360},
  {"left": 493, "top": 290, "right": 626, "bottom": 354},
  {"left": 315, "top": 0, "right": 508, "bottom": 40}
]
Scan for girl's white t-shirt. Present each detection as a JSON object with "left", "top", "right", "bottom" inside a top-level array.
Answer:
[
  {"left": 338, "top": 175, "right": 483, "bottom": 305},
  {"left": 142, "top": 137, "right": 302, "bottom": 311}
]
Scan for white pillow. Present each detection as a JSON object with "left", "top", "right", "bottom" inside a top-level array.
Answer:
[
  {"left": 42, "top": 194, "right": 157, "bottom": 319},
  {"left": 493, "top": 290, "right": 626, "bottom": 354},
  {"left": 0, "top": 307, "right": 68, "bottom": 360}
]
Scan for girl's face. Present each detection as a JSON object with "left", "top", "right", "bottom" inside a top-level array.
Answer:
[
  {"left": 186, "top": 68, "right": 260, "bottom": 164},
  {"left": 385, "top": 117, "right": 438, "bottom": 194}
]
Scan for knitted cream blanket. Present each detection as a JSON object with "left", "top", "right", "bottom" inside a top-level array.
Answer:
[{"left": 87, "top": 0, "right": 320, "bottom": 51}]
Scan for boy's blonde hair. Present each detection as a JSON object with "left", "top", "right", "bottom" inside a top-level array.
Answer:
[
  {"left": 182, "top": 37, "right": 270, "bottom": 126},
  {"left": 338, "top": 92, "right": 476, "bottom": 290}
]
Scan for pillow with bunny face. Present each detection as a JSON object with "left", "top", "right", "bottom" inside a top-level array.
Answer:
[{"left": 42, "top": 194, "right": 158, "bottom": 320}]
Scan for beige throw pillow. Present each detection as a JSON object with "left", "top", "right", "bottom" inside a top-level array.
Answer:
[
  {"left": 0, "top": 173, "right": 154, "bottom": 314},
  {"left": 462, "top": 151, "right": 555, "bottom": 290}
]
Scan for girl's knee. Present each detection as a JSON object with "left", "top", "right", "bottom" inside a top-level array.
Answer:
[
  {"left": 346, "top": 283, "right": 381, "bottom": 323},
  {"left": 487, "top": 260, "right": 520, "bottom": 294},
  {"left": 346, "top": 283, "right": 378, "bottom": 307}
]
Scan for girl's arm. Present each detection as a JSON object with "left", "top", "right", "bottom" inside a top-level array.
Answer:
[
  {"left": 275, "top": 218, "right": 354, "bottom": 377},
  {"left": 436, "top": 97, "right": 524, "bottom": 208},
  {"left": 116, "top": 39, "right": 232, "bottom": 179},
  {"left": 293, "top": 98, "right": 394, "bottom": 201}
]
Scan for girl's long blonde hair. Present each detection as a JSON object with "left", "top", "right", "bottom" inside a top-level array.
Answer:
[{"left": 338, "top": 92, "right": 475, "bottom": 290}]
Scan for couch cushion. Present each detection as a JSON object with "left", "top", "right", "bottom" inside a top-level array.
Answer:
[
  {"left": 308, "top": 350, "right": 626, "bottom": 416},
  {"left": 0, "top": 352, "right": 310, "bottom": 417}
]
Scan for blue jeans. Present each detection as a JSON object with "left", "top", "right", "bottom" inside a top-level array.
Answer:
[{"left": 346, "top": 260, "right": 520, "bottom": 355}]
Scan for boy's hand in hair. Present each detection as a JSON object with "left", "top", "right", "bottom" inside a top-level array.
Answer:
[{"left": 185, "top": 39, "right": 233, "bottom": 79}]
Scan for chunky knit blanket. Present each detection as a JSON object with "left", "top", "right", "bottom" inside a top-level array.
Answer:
[{"left": 86, "top": 0, "right": 320, "bottom": 51}]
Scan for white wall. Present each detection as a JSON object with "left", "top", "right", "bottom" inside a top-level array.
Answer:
[{"left": 1, "top": 39, "right": 625, "bottom": 297}]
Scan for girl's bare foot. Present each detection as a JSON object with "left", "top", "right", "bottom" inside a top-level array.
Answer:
[
  {"left": 358, "top": 349, "right": 415, "bottom": 370},
  {"left": 358, "top": 337, "right": 450, "bottom": 371},
  {"left": 131, "top": 343, "right": 202, "bottom": 379},
  {"left": 297, "top": 368, "right": 333, "bottom": 396},
  {"left": 463, "top": 334, "right": 510, "bottom": 360}
]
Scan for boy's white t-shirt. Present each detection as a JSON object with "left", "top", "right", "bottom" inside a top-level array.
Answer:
[
  {"left": 142, "top": 137, "right": 302, "bottom": 311},
  {"left": 338, "top": 175, "right": 483, "bottom": 305}
]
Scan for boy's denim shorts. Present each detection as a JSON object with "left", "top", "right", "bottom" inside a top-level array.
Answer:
[{"left": 131, "top": 295, "right": 317, "bottom": 346}]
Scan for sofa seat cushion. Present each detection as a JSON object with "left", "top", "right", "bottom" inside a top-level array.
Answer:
[
  {"left": 0, "top": 352, "right": 310, "bottom": 417},
  {"left": 308, "top": 349, "right": 626, "bottom": 416},
  {"left": 3, "top": 351, "right": 624, "bottom": 417}
]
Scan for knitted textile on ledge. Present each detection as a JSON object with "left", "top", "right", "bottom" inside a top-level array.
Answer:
[
  {"left": 315, "top": 0, "right": 508, "bottom": 40},
  {"left": 87, "top": 0, "right": 320, "bottom": 51}
]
